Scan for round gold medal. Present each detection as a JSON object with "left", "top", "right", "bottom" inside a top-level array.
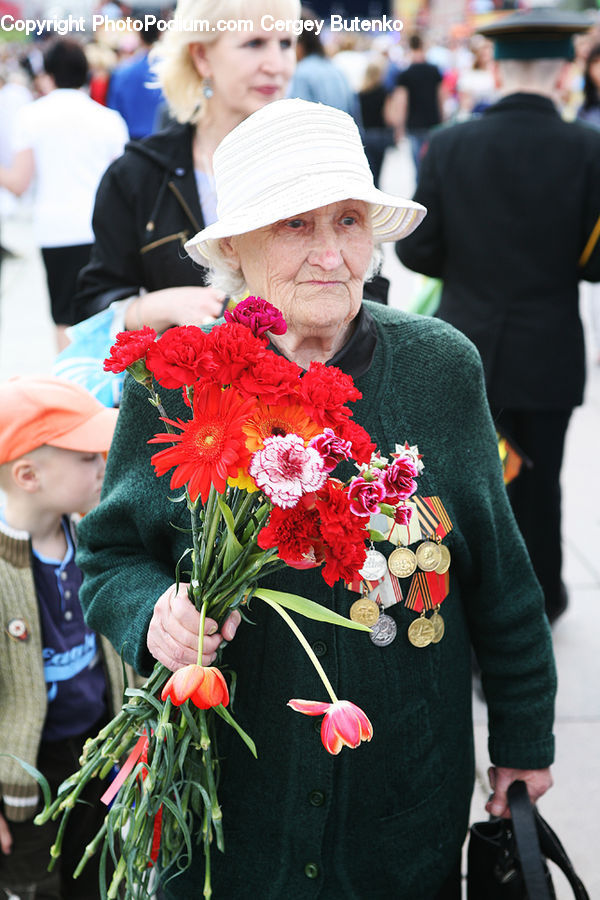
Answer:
[
  {"left": 349, "top": 597, "right": 380, "bottom": 628},
  {"left": 415, "top": 540, "right": 442, "bottom": 572},
  {"left": 435, "top": 544, "right": 451, "bottom": 575},
  {"left": 407, "top": 615, "right": 434, "bottom": 648},
  {"left": 388, "top": 546, "right": 417, "bottom": 578},
  {"left": 431, "top": 609, "right": 445, "bottom": 643}
]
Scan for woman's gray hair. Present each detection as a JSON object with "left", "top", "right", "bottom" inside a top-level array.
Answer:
[{"left": 202, "top": 234, "right": 383, "bottom": 298}]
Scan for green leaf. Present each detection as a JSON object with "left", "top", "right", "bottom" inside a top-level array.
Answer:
[
  {"left": 213, "top": 705, "right": 257, "bottom": 758},
  {"left": 0, "top": 754, "right": 51, "bottom": 807},
  {"left": 253, "top": 587, "right": 371, "bottom": 632},
  {"left": 368, "top": 528, "right": 388, "bottom": 543},
  {"left": 217, "top": 495, "right": 244, "bottom": 570}
]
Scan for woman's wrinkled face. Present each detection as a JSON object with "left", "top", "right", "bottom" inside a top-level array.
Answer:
[
  {"left": 189, "top": 25, "right": 296, "bottom": 120},
  {"left": 223, "top": 201, "right": 374, "bottom": 337}
]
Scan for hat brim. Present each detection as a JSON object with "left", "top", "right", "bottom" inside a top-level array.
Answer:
[
  {"left": 185, "top": 185, "right": 427, "bottom": 265},
  {"left": 48, "top": 407, "right": 119, "bottom": 454}
]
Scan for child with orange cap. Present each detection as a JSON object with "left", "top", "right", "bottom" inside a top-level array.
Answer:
[{"left": 0, "top": 376, "right": 126, "bottom": 900}]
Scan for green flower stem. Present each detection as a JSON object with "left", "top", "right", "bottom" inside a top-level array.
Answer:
[
  {"left": 197, "top": 601, "right": 208, "bottom": 667},
  {"left": 107, "top": 855, "right": 127, "bottom": 899},
  {"left": 73, "top": 820, "right": 108, "bottom": 879},
  {"left": 49, "top": 808, "right": 72, "bottom": 871},
  {"left": 199, "top": 487, "right": 220, "bottom": 585},
  {"left": 207, "top": 549, "right": 280, "bottom": 618},
  {"left": 203, "top": 813, "right": 212, "bottom": 900},
  {"left": 260, "top": 598, "right": 340, "bottom": 704}
]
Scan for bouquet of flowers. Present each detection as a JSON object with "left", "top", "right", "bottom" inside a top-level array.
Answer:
[{"left": 31, "top": 298, "right": 420, "bottom": 899}]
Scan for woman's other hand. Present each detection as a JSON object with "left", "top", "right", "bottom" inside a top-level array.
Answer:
[
  {"left": 486, "top": 766, "right": 553, "bottom": 819},
  {"left": 147, "top": 582, "right": 241, "bottom": 671},
  {"left": 125, "top": 286, "right": 226, "bottom": 332}
]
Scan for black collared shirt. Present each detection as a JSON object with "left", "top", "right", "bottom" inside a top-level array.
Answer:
[{"left": 268, "top": 303, "right": 378, "bottom": 380}]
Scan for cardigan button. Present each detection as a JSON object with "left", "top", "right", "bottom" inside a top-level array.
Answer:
[
  {"left": 304, "top": 862, "right": 319, "bottom": 879},
  {"left": 308, "top": 790, "right": 325, "bottom": 807},
  {"left": 311, "top": 640, "right": 327, "bottom": 657}
]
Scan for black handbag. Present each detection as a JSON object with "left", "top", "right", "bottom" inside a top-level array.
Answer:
[{"left": 467, "top": 780, "right": 590, "bottom": 900}]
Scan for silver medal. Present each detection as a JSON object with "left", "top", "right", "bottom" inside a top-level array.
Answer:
[
  {"left": 359, "top": 549, "right": 388, "bottom": 581},
  {"left": 370, "top": 613, "right": 397, "bottom": 647}
]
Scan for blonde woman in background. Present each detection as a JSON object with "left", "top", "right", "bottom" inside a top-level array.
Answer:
[{"left": 73, "top": 0, "right": 300, "bottom": 332}]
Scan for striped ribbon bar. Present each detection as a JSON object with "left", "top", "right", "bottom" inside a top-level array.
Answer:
[
  {"left": 405, "top": 569, "right": 450, "bottom": 612},
  {"left": 412, "top": 495, "right": 453, "bottom": 539}
]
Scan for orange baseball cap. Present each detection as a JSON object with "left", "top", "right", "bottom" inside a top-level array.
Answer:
[{"left": 0, "top": 376, "right": 119, "bottom": 464}]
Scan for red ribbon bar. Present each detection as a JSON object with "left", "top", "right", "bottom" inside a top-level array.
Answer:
[{"left": 100, "top": 734, "right": 148, "bottom": 807}]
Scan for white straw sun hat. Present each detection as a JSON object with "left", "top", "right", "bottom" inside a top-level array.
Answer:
[{"left": 185, "top": 98, "right": 427, "bottom": 265}]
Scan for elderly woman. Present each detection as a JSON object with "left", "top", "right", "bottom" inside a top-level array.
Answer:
[{"left": 78, "top": 100, "right": 556, "bottom": 899}]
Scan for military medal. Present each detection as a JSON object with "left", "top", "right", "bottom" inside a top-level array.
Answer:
[
  {"left": 430, "top": 607, "right": 445, "bottom": 643},
  {"left": 388, "top": 545, "right": 417, "bottom": 578},
  {"left": 349, "top": 594, "right": 380, "bottom": 628},
  {"left": 370, "top": 613, "right": 397, "bottom": 647},
  {"left": 415, "top": 540, "right": 442, "bottom": 572},
  {"left": 435, "top": 544, "right": 451, "bottom": 575},
  {"left": 407, "top": 611, "right": 434, "bottom": 648},
  {"left": 359, "top": 548, "right": 388, "bottom": 581}
]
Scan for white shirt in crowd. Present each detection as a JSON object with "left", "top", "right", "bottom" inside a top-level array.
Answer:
[{"left": 13, "top": 88, "right": 128, "bottom": 248}]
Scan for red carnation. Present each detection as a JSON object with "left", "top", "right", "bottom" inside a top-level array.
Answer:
[
  {"left": 257, "top": 496, "right": 323, "bottom": 565},
  {"left": 224, "top": 295, "right": 287, "bottom": 338},
  {"left": 298, "top": 362, "right": 361, "bottom": 429},
  {"left": 145, "top": 326, "right": 215, "bottom": 389},
  {"left": 315, "top": 481, "right": 369, "bottom": 586},
  {"left": 103, "top": 326, "right": 157, "bottom": 374},
  {"left": 208, "top": 322, "right": 267, "bottom": 384},
  {"left": 336, "top": 418, "right": 376, "bottom": 466},
  {"left": 236, "top": 352, "right": 302, "bottom": 405}
]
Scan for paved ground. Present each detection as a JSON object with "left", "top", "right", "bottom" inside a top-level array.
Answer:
[{"left": 1, "top": 142, "right": 599, "bottom": 897}]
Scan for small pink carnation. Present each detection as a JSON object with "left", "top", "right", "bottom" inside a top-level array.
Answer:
[
  {"left": 250, "top": 434, "right": 326, "bottom": 508},
  {"left": 224, "top": 295, "right": 287, "bottom": 338},
  {"left": 394, "top": 503, "right": 413, "bottom": 526},
  {"left": 347, "top": 476, "right": 387, "bottom": 518},
  {"left": 381, "top": 457, "right": 418, "bottom": 502},
  {"left": 308, "top": 428, "right": 352, "bottom": 473}
]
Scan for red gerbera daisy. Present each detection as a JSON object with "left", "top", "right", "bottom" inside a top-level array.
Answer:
[{"left": 149, "top": 384, "right": 256, "bottom": 502}]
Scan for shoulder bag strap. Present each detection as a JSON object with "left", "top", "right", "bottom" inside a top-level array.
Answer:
[
  {"left": 534, "top": 809, "right": 590, "bottom": 900},
  {"left": 507, "top": 780, "right": 552, "bottom": 900}
]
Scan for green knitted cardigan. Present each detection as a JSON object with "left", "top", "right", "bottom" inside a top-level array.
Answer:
[
  {"left": 0, "top": 517, "right": 128, "bottom": 822},
  {"left": 77, "top": 303, "right": 557, "bottom": 899}
]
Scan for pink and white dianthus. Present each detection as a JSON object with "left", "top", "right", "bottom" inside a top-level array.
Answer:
[{"left": 249, "top": 434, "right": 327, "bottom": 508}]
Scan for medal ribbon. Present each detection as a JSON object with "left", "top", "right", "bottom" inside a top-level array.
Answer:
[
  {"left": 404, "top": 570, "right": 449, "bottom": 613},
  {"left": 412, "top": 495, "right": 453, "bottom": 540}
]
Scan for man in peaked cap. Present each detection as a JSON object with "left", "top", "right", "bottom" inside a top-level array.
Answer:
[{"left": 397, "top": 7, "right": 600, "bottom": 624}]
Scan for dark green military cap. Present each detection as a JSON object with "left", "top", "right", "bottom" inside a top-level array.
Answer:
[{"left": 478, "top": 7, "right": 595, "bottom": 62}]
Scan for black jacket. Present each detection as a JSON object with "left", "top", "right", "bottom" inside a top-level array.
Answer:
[
  {"left": 73, "top": 123, "right": 208, "bottom": 323},
  {"left": 397, "top": 93, "right": 600, "bottom": 409}
]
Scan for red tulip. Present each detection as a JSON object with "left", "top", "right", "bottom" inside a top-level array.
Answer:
[
  {"left": 161, "top": 664, "right": 229, "bottom": 709},
  {"left": 288, "top": 698, "right": 373, "bottom": 755}
]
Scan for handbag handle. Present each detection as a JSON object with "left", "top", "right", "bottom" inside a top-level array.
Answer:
[
  {"left": 507, "top": 780, "right": 551, "bottom": 900},
  {"left": 507, "top": 781, "right": 590, "bottom": 900}
]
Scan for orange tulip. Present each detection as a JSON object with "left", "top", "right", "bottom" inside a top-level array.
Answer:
[
  {"left": 161, "top": 664, "right": 229, "bottom": 709},
  {"left": 288, "top": 698, "right": 372, "bottom": 755}
]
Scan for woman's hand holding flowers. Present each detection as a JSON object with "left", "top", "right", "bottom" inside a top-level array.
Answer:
[{"left": 148, "top": 582, "right": 241, "bottom": 671}]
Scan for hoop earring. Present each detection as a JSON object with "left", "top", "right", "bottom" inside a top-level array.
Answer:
[{"left": 202, "top": 77, "right": 214, "bottom": 99}]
